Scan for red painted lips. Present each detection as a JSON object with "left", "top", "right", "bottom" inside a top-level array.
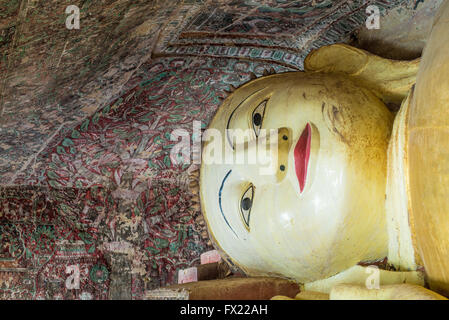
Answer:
[{"left": 294, "top": 123, "right": 311, "bottom": 193}]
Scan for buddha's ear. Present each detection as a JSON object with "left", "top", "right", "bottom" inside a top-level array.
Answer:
[{"left": 304, "top": 44, "right": 420, "bottom": 106}]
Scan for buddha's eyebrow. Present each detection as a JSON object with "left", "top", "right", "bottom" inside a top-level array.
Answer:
[
  {"left": 219, "top": 170, "right": 238, "bottom": 238},
  {"left": 226, "top": 87, "right": 265, "bottom": 149}
]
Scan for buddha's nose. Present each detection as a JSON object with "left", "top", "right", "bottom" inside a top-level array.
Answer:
[{"left": 233, "top": 127, "right": 291, "bottom": 185}]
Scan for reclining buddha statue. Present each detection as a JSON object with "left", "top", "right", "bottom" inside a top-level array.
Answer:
[{"left": 198, "top": 0, "right": 449, "bottom": 300}]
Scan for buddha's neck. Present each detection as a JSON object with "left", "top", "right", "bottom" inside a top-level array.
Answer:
[{"left": 385, "top": 89, "right": 421, "bottom": 271}]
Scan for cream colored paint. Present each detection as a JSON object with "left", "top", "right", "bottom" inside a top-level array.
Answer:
[
  {"left": 200, "top": 72, "right": 392, "bottom": 283},
  {"left": 304, "top": 265, "right": 423, "bottom": 294},
  {"left": 407, "top": 0, "right": 449, "bottom": 296},
  {"left": 385, "top": 90, "right": 417, "bottom": 271},
  {"left": 329, "top": 284, "right": 446, "bottom": 300}
]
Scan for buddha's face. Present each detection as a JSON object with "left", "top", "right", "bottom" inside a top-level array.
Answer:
[{"left": 200, "top": 72, "right": 393, "bottom": 282}]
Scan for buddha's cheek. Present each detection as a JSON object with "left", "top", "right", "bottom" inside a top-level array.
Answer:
[{"left": 244, "top": 181, "right": 345, "bottom": 260}]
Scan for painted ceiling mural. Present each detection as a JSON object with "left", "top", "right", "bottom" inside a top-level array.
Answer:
[{"left": 0, "top": 0, "right": 442, "bottom": 299}]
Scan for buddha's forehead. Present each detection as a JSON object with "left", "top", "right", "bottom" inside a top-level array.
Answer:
[
  {"left": 211, "top": 72, "right": 312, "bottom": 130},
  {"left": 226, "top": 72, "right": 304, "bottom": 102}
]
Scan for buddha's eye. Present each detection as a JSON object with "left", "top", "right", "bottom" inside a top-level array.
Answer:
[
  {"left": 240, "top": 185, "right": 254, "bottom": 231},
  {"left": 252, "top": 100, "right": 267, "bottom": 137}
]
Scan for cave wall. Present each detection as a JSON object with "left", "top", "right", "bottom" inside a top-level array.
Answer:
[{"left": 0, "top": 0, "right": 441, "bottom": 299}]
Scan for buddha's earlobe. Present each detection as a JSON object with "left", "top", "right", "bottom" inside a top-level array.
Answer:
[{"left": 304, "top": 43, "right": 420, "bottom": 106}]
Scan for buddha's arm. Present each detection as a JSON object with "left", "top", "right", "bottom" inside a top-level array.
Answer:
[
  {"left": 329, "top": 284, "right": 447, "bottom": 300},
  {"left": 271, "top": 265, "right": 437, "bottom": 300},
  {"left": 303, "top": 265, "right": 424, "bottom": 294},
  {"left": 272, "top": 284, "right": 447, "bottom": 300},
  {"left": 304, "top": 43, "right": 420, "bottom": 106}
]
